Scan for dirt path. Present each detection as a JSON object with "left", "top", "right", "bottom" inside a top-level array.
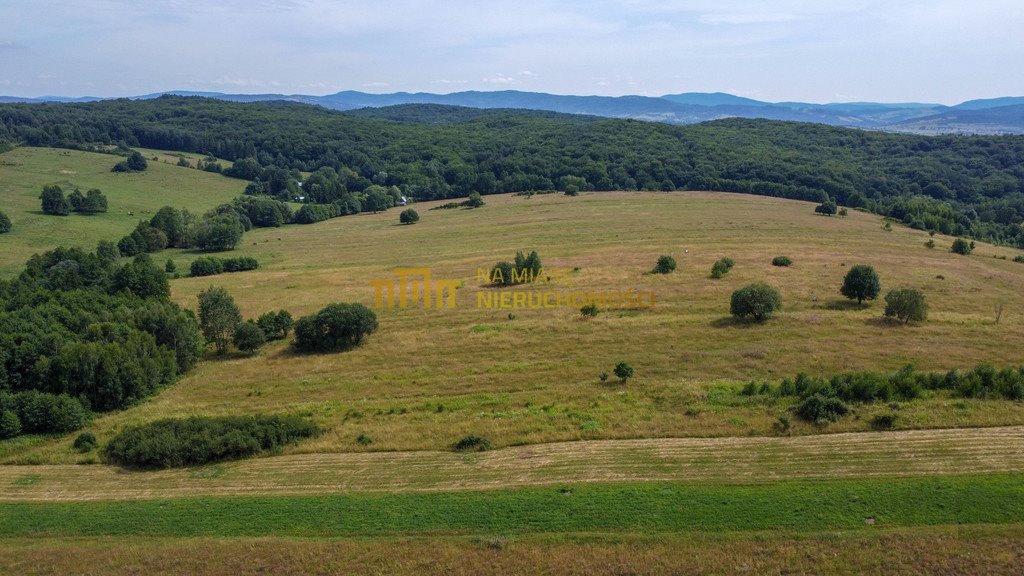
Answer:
[{"left": 3, "top": 426, "right": 1023, "bottom": 501}]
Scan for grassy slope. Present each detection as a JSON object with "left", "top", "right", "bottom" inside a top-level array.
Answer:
[
  {"left": 0, "top": 147, "right": 243, "bottom": 275},
  {"left": 6, "top": 190, "right": 1024, "bottom": 463}
]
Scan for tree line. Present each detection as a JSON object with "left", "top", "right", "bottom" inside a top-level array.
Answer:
[{"left": 0, "top": 96, "right": 1022, "bottom": 246}]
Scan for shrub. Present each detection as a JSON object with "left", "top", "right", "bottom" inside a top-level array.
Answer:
[
  {"left": 730, "top": 283, "right": 782, "bottom": 322},
  {"left": 580, "top": 303, "right": 599, "bottom": 317},
  {"left": 356, "top": 433, "right": 374, "bottom": 446},
  {"left": 772, "top": 256, "right": 792, "bottom": 267},
  {"left": 104, "top": 414, "right": 319, "bottom": 468},
  {"left": 399, "top": 208, "right": 420, "bottom": 224},
  {"left": 164, "top": 259, "right": 176, "bottom": 274},
  {"left": 0, "top": 409, "right": 21, "bottom": 439},
  {"left": 652, "top": 255, "right": 677, "bottom": 274},
  {"left": 257, "top": 310, "right": 294, "bottom": 340},
  {"left": 598, "top": 372, "right": 609, "bottom": 382},
  {"left": 73, "top": 432, "right": 98, "bottom": 452},
  {"left": 841, "top": 264, "right": 881, "bottom": 305},
  {"left": 951, "top": 238, "right": 974, "bottom": 255},
  {"left": 190, "top": 257, "right": 224, "bottom": 277},
  {"left": 871, "top": 414, "right": 897, "bottom": 430},
  {"left": 452, "top": 435, "right": 491, "bottom": 452},
  {"left": 711, "top": 257, "right": 734, "bottom": 278},
  {"left": 773, "top": 415, "right": 792, "bottom": 433},
  {"left": 126, "top": 151, "right": 148, "bottom": 171},
  {"left": 464, "top": 192, "right": 485, "bottom": 208},
  {"left": 293, "top": 303, "right": 378, "bottom": 352},
  {"left": 614, "top": 362, "right": 634, "bottom": 383},
  {"left": 0, "top": 209, "right": 11, "bottom": 233},
  {"left": 795, "top": 394, "right": 849, "bottom": 423},
  {"left": 40, "top": 184, "right": 70, "bottom": 215},
  {"left": 884, "top": 288, "right": 928, "bottom": 324},
  {"left": 233, "top": 321, "right": 266, "bottom": 354},
  {"left": 1014, "top": 255, "right": 1024, "bottom": 263}
]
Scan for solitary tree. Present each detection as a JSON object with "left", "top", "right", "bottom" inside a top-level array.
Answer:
[
  {"left": 884, "top": 288, "right": 928, "bottom": 324},
  {"left": 730, "top": 283, "right": 782, "bottom": 322},
  {"left": 815, "top": 201, "right": 838, "bottom": 216},
  {"left": 399, "top": 208, "right": 420, "bottom": 224},
  {"left": 841, "top": 265, "right": 881, "bottom": 305},
  {"left": 40, "top": 184, "right": 70, "bottom": 215},
  {"left": 198, "top": 287, "right": 242, "bottom": 354}
]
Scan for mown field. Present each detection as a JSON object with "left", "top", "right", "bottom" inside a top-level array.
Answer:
[{"left": 0, "top": 147, "right": 242, "bottom": 275}]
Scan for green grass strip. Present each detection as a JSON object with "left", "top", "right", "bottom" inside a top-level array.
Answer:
[{"left": 2, "top": 474, "right": 1023, "bottom": 537}]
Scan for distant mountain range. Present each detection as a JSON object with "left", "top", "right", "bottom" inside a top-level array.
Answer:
[{"left": 3, "top": 90, "right": 1024, "bottom": 134}]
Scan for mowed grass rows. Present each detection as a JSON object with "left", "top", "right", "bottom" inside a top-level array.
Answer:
[
  {"left": 4, "top": 162, "right": 1024, "bottom": 461},
  {"left": 4, "top": 426, "right": 1024, "bottom": 500}
]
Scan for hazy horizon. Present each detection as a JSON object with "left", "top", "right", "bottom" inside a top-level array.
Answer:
[{"left": 2, "top": 0, "right": 1023, "bottom": 105}]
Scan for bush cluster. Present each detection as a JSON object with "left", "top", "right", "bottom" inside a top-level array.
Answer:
[
  {"left": 293, "top": 303, "right": 378, "bottom": 352},
  {"left": 104, "top": 414, "right": 319, "bottom": 468},
  {"left": 0, "top": 391, "right": 89, "bottom": 436},
  {"left": 190, "top": 256, "right": 259, "bottom": 277},
  {"left": 490, "top": 251, "right": 542, "bottom": 286},
  {"left": 710, "top": 257, "right": 735, "bottom": 278}
]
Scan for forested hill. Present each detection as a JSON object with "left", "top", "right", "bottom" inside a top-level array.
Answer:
[{"left": 1, "top": 96, "right": 1023, "bottom": 247}]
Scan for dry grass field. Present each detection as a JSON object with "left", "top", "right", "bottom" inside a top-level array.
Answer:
[{"left": 5, "top": 184, "right": 1024, "bottom": 463}]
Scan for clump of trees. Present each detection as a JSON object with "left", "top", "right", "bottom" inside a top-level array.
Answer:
[
  {"left": 815, "top": 199, "right": 838, "bottom": 216},
  {"left": 0, "top": 245, "right": 202, "bottom": 440},
  {"left": 840, "top": 265, "right": 881, "bottom": 305},
  {"left": 104, "top": 414, "right": 319, "bottom": 468},
  {"left": 399, "top": 208, "right": 419, "bottom": 224},
  {"left": 772, "top": 256, "right": 792, "bottom": 267},
  {"left": 951, "top": 238, "right": 975, "bottom": 255},
  {"left": 490, "top": 251, "right": 542, "bottom": 285},
  {"left": 112, "top": 151, "right": 148, "bottom": 172},
  {"left": 884, "top": 288, "right": 928, "bottom": 324},
  {"left": 293, "top": 303, "right": 378, "bottom": 352},
  {"left": 68, "top": 188, "right": 108, "bottom": 214},
  {"left": 730, "top": 283, "right": 782, "bottom": 322},
  {"left": 710, "top": 257, "right": 735, "bottom": 279},
  {"left": 256, "top": 310, "right": 293, "bottom": 340},
  {"left": 0, "top": 209, "right": 10, "bottom": 233},
  {"left": 40, "top": 184, "right": 71, "bottom": 215},
  {"left": 652, "top": 255, "right": 677, "bottom": 274}
]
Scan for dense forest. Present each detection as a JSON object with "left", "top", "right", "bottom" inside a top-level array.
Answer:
[{"left": 1, "top": 97, "right": 1024, "bottom": 246}]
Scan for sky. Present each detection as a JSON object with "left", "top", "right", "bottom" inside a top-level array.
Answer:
[{"left": 1, "top": 0, "right": 1022, "bottom": 104}]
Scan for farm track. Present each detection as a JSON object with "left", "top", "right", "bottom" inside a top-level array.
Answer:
[{"left": 3, "top": 425, "right": 1023, "bottom": 501}]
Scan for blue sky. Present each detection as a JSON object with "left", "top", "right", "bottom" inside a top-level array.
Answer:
[{"left": 1, "top": 0, "right": 1022, "bottom": 103}]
